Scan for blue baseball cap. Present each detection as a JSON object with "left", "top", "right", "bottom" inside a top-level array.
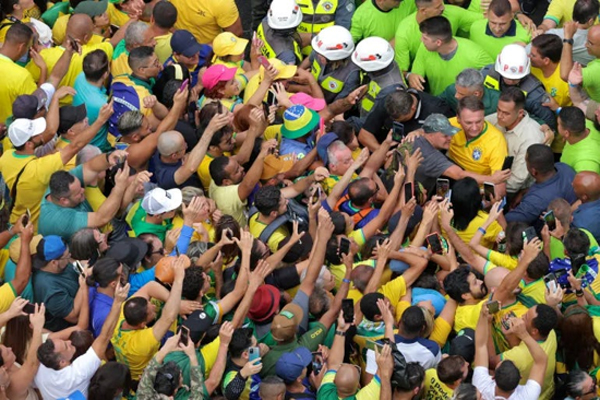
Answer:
[
  {"left": 276, "top": 346, "right": 312, "bottom": 383},
  {"left": 171, "top": 30, "right": 203, "bottom": 58},
  {"left": 316, "top": 132, "right": 339, "bottom": 166},
  {"left": 33, "top": 236, "right": 68, "bottom": 269}
]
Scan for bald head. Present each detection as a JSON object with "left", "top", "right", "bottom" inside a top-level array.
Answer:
[
  {"left": 334, "top": 365, "right": 360, "bottom": 397},
  {"left": 157, "top": 131, "right": 185, "bottom": 156},
  {"left": 66, "top": 14, "right": 94, "bottom": 44},
  {"left": 573, "top": 171, "right": 600, "bottom": 202},
  {"left": 485, "top": 267, "right": 510, "bottom": 291},
  {"left": 587, "top": 26, "right": 600, "bottom": 58}
]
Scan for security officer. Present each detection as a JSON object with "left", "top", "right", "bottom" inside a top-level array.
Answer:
[
  {"left": 256, "top": 0, "right": 304, "bottom": 65},
  {"left": 296, "top": 0, "right": 354, "bottom": 54},
  {"left": 481, "top": 43, "right": 556, "bottom": 130}
]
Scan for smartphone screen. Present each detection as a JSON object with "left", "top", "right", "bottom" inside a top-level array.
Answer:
[
  {"left": 257, "top": 56, "right": 271, "bottom": 69},
  {"left": 543, "top": 273, "right": 557, "bottom": 291},
  {"left": 73, "top": 260, "right": 85, "bottom": 277},
  {"left": 426, "top": 233, "right": 443, "bottom": 254},
  {"left": 312, "top": 352, "right": 323, "bottom": 375},
  {"left": 179, "top": 325, "right": 190, "bottom": 346},
  {"left": 544, "top": 211, "right": 556, "bottom": 231},
  {"left": 248, "top": 346, "right": 261, "bottom": 363},
  {"left": 522, "top": 227, "right": 537, "bottom": 243},
  {"left": 342, "top": 298, "right": 354, "bottom": 323},
  {"left": 23, "top": 303, "right": 35, "bottom": 314},
  {"left": 266, "top": 89, "right": 276, "bottom": 106},
  {"left": 404, "top": 182, "right": 414, "bottom": 202},
  {"left": 339, "top": 238, "right": 350, "bottom": 256},
  {"left": 483, "top": 182, "right": 495, "bottom": 200},
  {"left": 180, "top": 78, "right": 189, "bottom": 91},
  {"left": 502, "top": 156, "right": 514, "bottom": 170},
  {"left": 486, "top": 300, "right": 500, "bottom": 314},
  {"left": 436, "top": 179, "right": 450, "bottom": 198},
  {"left": 312, "top": 186, "right": 322, "bottom": 204},
  {"left": 365, "top": 340, "right": 385, "bottom": 352},
  {"left": 392, "top": 122, "right": 404, "bottom": 142}
]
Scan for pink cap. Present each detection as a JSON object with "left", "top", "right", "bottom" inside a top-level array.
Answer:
[
  {"left": 290, "top": 92, "right": 326, "bottom": 111},
  {"left": 201, "top": 65, "right": 237, "bottom": 90}
]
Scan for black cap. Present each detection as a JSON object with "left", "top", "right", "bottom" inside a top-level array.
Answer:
[
  {"left": 182, "top": 309, "right": 214, "bottom": 343},
  {"left": 449, "top": 328, "right": 476, "bottom": 363},
  {"left": 388, "top": 205, "right": 424, "bottom": 236},
  {"left": 13, "top": 95, "right": 40, "bottom": 119},
  {"left": 278, "top": 233, "right": 313, "bottom": 264},
  {"left": 105, "top": 238, "right": 149, "bottom": 269},
  {"left": 58, "top": 104, "right": 87, "bottom": 134}
]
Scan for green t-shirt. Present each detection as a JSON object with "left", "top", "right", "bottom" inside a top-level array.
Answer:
[
  {"left": 130, "top": 200, "right": 173, "bottom": 242},
  {"left": 583, "top": 59, "right": 600, "bottom": 102},
  {"left": 163, "top": 350, "right": 209, "bottom": 400},
  {"left": 560, "top": 120, "right": 600, "bottom": 174},
  {"left": 549, "top": 230, "right": 599, "bottom": 260},
  {"left": 412, "top": 37, "right": 493, "bottom": 96},
  {"left": 438, "top": 84, "right": 500, "bottom": 115},
  {"left": 394, "top": 5, "right": 483, "bottom": 71},
  {"left": 351, "top": 0, "right": 416, "bottom": 42},
  {"left": 469, "top": 19, "right": 531, "bottom": 60}
]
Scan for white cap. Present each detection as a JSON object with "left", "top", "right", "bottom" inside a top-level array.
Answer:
[
  {"left": 311, "top": 26, "right": 354, "bottom": 61},
  {"left": 29, "top": 18, "right": 53, "bottom": 48},
  {"left": 495, "top": 44, "right": 530, "bottom": 80},
  {"left": 267, "top": 0, "right": 303, "bottom": 30},
  {"left": 8, "top": 118, "right": 46, "bottom": 147},
  {"left": 141, "top": 188, "right": 182, "bottom": 215},
  {"left": 351, "top": 36, "right": 395, "bottom": 72}
]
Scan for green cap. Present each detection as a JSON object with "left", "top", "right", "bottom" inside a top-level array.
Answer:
[{"left": 73, "top": 0, "right": 108, "bottom": 17}]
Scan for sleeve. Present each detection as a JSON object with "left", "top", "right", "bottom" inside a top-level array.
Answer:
[
  {"left": 474, "top": 45, "right": 494, "bottom": 69},
  {"left": 430, "top": 317, "right": 452, "bottom": 347},
  {"left": 299, "top": 323, "right": 326, "bottom": 350},
  {"left": 504, "top": 194, "right": 540, "bottom": 224},
  {"left": 223, "top": 370, "right": 247, "bottom": 400},
  {"left": 70, "top": 165, "right": 85, "bottom": 185},
  {"left": 169, "top": 224, "right": 194, "bottom": 256},
  {"left": 395, "top": 28, "right": 412, "bottom": 71},
  {"left": 200, "top": 337, "right": 221, "bottom": 374},
  {"left": 334, "top": 0, "right": 354, "bottom": 29},
  {"left": 215, "top": 0, "right": 240, "bottom": 28},
  {"left": 292, "top": 289, "right": 310, "bottom": 332},
  {"left": 438, "top": 84, "right": 458, "bottom": 112},
  {"left": 128, "top": 267, "right": 155, "bottom": 297},
  {"left": 350, "top": 10, "right": 364, "bottom": 42},
  {"left": 487, "top": 250, "right": 518, "bottom": 270},
  {"left": 543, "top": 0, "right": 566, "bottom": 25},
  {"left": 71, "top": 347, "right": 102, "bottom": 383},
  {"left": 525, "top": 89, "right": 557, "bottom": 130},
  {"left": 488, "top": 131, "right": 508, "bottom": 173},
  {"left": 420, "top": 148, "right": 455, "bottom": 178},
  {"left": 410, "top": 46, "right": 426, "bottom": 76},
  {"left": 136, "top": 358, "right": 161, "bottom": 399},
  {"left": 356, "top": 374, "right": 381, "bottom": 400},
  {"left": 379, "top": 276, "right": 406, "bottom": 307},
  {"left": 361, "top": 100, "right": 387, "bottom": 139},
  {"left": 571, "top": 159, "right": 600, "bottom": 173},
  {"left": 0, "top": 283, "right": 17, "bottom": 313},
  {"left": 189, "top": 365, "right": 208, "bottom": 400},
  {"left": 472, "top": 366, "right": 495, "bottom": 395},
  {"left": 456, "top": 8, "right": 483, "bottom": 34},
  {"left": 35, "top": 152, "right": 67, "bottom": 185},
  {"left": 500, "top": 341, "right": 526, "bottom": 362}
]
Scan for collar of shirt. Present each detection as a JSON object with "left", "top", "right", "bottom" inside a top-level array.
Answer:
[
  {"left": 129, "top": 74, "right": 155, "bottom": 91},
  {"left": 485, "top": 20, "right": 517, "bottom": 38},
  {"left": 577, "top": 197, "right": 600, "bottom": 212},
  {"left": 504, "top": 112, "right": 533, "bottom": 136}
]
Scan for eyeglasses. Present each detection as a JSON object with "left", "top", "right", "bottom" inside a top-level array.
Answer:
[{"left": 142, "top": 59, "right": 160, "bottom": 69}]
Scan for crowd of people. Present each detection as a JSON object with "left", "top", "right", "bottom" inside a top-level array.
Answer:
[{"left": 0, "top": 0, "right": 600, "bottom": 397}]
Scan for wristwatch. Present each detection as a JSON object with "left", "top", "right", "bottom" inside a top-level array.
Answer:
[{"left": 563, "top": 38, "right": 574, "bottom": 45}]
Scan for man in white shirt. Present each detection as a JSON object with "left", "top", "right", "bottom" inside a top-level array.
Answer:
[
  {"left": 472, "top": 300, "right": 547, "bottom": 400},
  {"left": 486, "top": 87, "right": 545, "bottom": 195},
  {"left": 34, "top": 281, "right": 129, "bottom": 399}
]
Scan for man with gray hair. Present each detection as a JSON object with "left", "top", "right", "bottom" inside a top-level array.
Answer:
[
  {"left": 112, "top": 21, "right": 157, "bottom": 77},
  {"left": 564, "top": 370, "right": 597, "bottom": 399},
  {"left": 438, "top": 68, "right": 500, "bottom": 115}
]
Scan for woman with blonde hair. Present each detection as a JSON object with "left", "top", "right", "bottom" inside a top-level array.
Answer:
[{"left": 171, "top": 186, "right": 219, "bottom": 243}]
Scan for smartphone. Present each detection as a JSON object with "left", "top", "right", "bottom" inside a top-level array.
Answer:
[
  {"left": 22, "top": 208, "right": 30, "bottom": 226},
  {"left": 501, "top": 311, "right": 516, "bottom": 331},
  {"left": 23, "top": 303, "right": 36, "bottom": 314},
  {"left": 248, "top": 346, "right": 261, "bottom": 363},
  {"left": 522, "top": 226, "right": 537, "bottom": 243},
  {"left": 179, "top": 325, "right": 190, "bottom": 346},
  {"left": 180, "top": 78, "right": 189, "bottom": 91},
  {"left": 365, "top": 340, "right": 385, "bottom": 352},
  {"left": 339, "top": 237, "right": 351, "bottom": 256},
  {"left": 426, "top": 233, "right": 443, "bottom": 254},
  {"left": 543, "top": 273, "right": 557, "bottom": 292},
  {"left": 67, "top": 35, "right": 80, "bottom": 53},
  {"left": 544, "top": 210, "right": 556, "bottom": 231},
  {"left": 312, "top": 186, "right": 322, "bottom": 204},
  {"left": 319, "top": 117, "right": 325, "bottom": 134},
  {"left": 73, "top": 260, "right": 85, "bottom": 277},
  {"left": 499, "top": 196, "right": 507, "bottom": 210},
  {"left": 486, "top": 300, "right": 500, "bottom": 314},
  {"left": 120, "top": 265, "right": 130, "bottom": 286},
  {"left": 257, "top": 55, "right": 271, "bottom": 69},
  {"left": 392, "top": 121, "right": 404, "bottom": 142},
  {"left": 342, "top": 298, "right": 354, "bottom": 323},
  {"left": 436, "top": 178, "right": 450, "bottom": 198},
  {"left": 312, "top": 352, "right": 323, "bottom": 375},
  {"left": 266, "top": 89, "right": 277, "bottom": 106},
  {"left": 404, "top": 182, "right": 414, "bottom": 202},
  {"left": 502, "top": 156, "right": 514, "bottom": 170},
  {"left": 483, "top": 182, "right": 495, "bottom": 200}
]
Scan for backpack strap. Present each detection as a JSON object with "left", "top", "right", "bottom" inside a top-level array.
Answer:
[
  {"left": 259, "top": 214, "right": 289, "bottom": 244},
  {"left": 9, "top": 159, "right": 35, "bottom": 213}
]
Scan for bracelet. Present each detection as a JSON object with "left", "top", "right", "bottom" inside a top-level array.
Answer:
[
  {"left": 477, "top": 227, "right": 486, "bottom": 235},
  {"left": 405, "top": 72, "right": 412, "bottom": 80},
  {"left": 568, "top": 82, "right": 579, "bottom": 88},
  {"left": 335, "top": 330, "right": 346, "bottom": 337},
  {"left": 576, "top": 289, "right": 584, "bottom": 297},
  {"left": 7, "top": 226, "right": 13, "bottom": 236},
  {"left": 342, "top": 278, "right": 351, "bottom": 284},
  {"left": 555, "top": 107, "right": 562, "bottom": 116}
]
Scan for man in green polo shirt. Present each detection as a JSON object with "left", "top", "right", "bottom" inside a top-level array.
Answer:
[
  {"left": 438, "top": 68, "right": 500, "bottom": 115},
  {"left": 130, "top": 187, "right": 181, "bottom": 241},
  {"left": 350, "top": 0, "right": 416, "bottom": 42},
  {"left": 394, "top": 0, "right": 482, "bottom": 73},
  {"left": 558, "top": 107, "right": 600, "bottom": 174},
  {"left": 469, "top": 0, "right": 531, "bottom": 59}
]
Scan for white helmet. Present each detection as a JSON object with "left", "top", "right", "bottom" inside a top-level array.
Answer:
[
  {"left": 495, "top": 44, "right": 530, "bottom": 80},
  {"left": 267, "top": 0, "right": 303, "bottom": 30},
  {"left": 311, "top": 26, "right": 354, "bottom": 61},
  {"left": 351, "top": 36, "right": 394, "bottom": 72}
]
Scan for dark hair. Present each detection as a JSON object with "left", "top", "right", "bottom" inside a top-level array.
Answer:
[
  {"left": 160, "top": 79, "right": 182, "bottom": 109},
  {"left": 527, "top": 252, "right": 549, "bottom": 280},
  {"left": 564, "top": 228, "right": 590, "bottom": 272},
  {"left": 419, "top": 16, "right": 452, "bottom": 43},
  {"left": 128, "top": 46, "right": 155, "bottom": 70},
  {"left": 87, "top": 257, "right": 121, "bottom": 288},
  {"left": 255, "top": 185, "right": 282, "bottom": 216},
  {"left": 453, "top": 383, "right": 479, "bottom": 400},
  {"left": 181, "top": 266, "right": 206, "bottom": 300},
  {"left": 403, "top": 362, "right": 426, "bottom": 393},
  {"left": 559, "top": 106, "right": 587, "bottom": 136},
  {"left": 505, "top": 222, "right": 528, "bottom": 256},
  {"left": 5, "top": 23, "right": 33, "bottom": 45},
  {"left": 499, "top": 86, "right": 526, "bottom": 110},
  {"left": 3, "top": 315, "right": 32, "bottom": 365},
  {"left": 49, "top": 170, "right": 76, "bottom": 199},
  {"left": 329, "top": 211, "right": 347, "bottom": 235},
  {"left": 89, "top": 362, "right": 132, "bottom": 400},
  {"left": 348, "top": 178, "right": 376, "bottom": 207},
  {"left": 450, "top": 178, "right": 481, "bottom": 231},
  {"left": 69, "top": 330, "right": 93, "bottom": 360},
  {"left": 229, "top": 328, "right": 254, "bottom": 358},
  {"left": 209, "top": 156, "right": 231, "bottom": 186},
  {"left": 330, "top": 121, "right": 356, "bottom": 146},
  {"left": 198, "top": 102, "right": 233, "bottom": 148},
  {"left": 37, "top": 340, "right": 62, "bottom": 370},
  {"left": 560, "top": 305, "right": 600, "bottom": 371},
  {"left": 204, "top": 80, "right": 229, "bottom": 99},
  {"left": 215, "top": 214, "right": 241, "bottom": 264},
  {"left": 401, "top": 306, "right": 426, "bottom": 336},
  {"left": 443, "top": 266, "right": 472, "bottom": 304},
  {"left": 154, "top": 361, "right": 181, "bottom": 396},
  {"left": 532, "top": 34, "right": 563, "bottom": 63},
  {"left": 325, "top": 236, "right": 343, "bottom": 265},
  {"left": 153, "top": 1, "right": 177, "bottom": 28},
  {"left": 385, "top": 90, "right": 414, "bottom": 119},
  {"left": 495, "top": 360, "right": 520, "bottom": 392},
  {"left": 123, "top": 297, "right": 149, "bottom": 326},
  {"left": 437, "top": 355, "right": 465, "bottom": 384},
  {"left": 526, "top": 144, "right": 555, "bottom": 175},
  {"left": 573, "top": 0, "right": 600, "bottom": 24},
  {"left": 1, "top": 0, "right": 18, "bottom": 15},
  {"left": 457, "top": 96, "right": 485, "bottom": 115},
  {"left": 83, "top": 49, "right": 109, "bottom": 82},
  {"left": 533, "top": 304, "right": 558, "bottom": 337},
  {"left": 309, "top": 286, "right": 331, "bottom": 320},
  {"left": 489, "top": 0, "right": 512, "bottom": 16},
  {"left": 70, "top": 228, "right": 101, "bottom": 262},
  {"left": 360, "top": 293, "right": 385, "bottom": 321}
]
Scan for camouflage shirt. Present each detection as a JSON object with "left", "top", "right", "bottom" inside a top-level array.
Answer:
[{"left": 137, "top": 357, "right": 206, "bottom": 400}]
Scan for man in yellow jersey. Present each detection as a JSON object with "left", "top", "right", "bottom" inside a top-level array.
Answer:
[
  {"left": 448, "top": 96, "right": 508, "bottom": 196},
  {"left": 529, "top": 34, "right": 572, "bottom": 110},
  {"left": 107, "top": 0, "right": 144, "bottom": 28},
  {"left": 170, "top": 0, "right": 243, "bottom": 44},
  {"left": 423, "top": 355, "right": 470, "bottom": 399}
]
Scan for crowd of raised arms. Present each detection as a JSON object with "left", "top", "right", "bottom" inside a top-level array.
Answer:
[{"left": 1, "top": 0, "right": 600, "bottom": 398}]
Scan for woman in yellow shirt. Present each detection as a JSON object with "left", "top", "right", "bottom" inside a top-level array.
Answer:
[
  {"left": 171, "top": 187, "right": 217, "bottom": 243},
  {"left": 198, "top": 64, "right": 243, "bottom": 113},
  {"left": 212, "top": 32, "right": 260, "bottom": 92}
]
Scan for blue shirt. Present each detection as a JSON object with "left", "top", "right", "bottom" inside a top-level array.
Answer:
[
  {"left": 163, "top": 46, "right": 212, "bottom": 88},
  {"left": 73, "top": 73, "right": 111, "bottom": 152},
  {"left": 505, "top": 163, "right": 577, "bottom": 225},
  {"left": 573, "top": 198, "right": 600, "bottom": 243},
  {"left": 150, "top": 151, "right": 203, "bottom": 190},
  {"left": 280, "top": 137, "right": 314, "bottom": 159},
  {"left": 89, "top": 287, "right": 113, "bottom": 338}
]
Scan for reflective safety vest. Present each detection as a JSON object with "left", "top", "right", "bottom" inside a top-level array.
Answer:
[
  {"left": 296, "top": 0, "right": 336, "bottom": 35},
  {"left": 257, "top": 21, "right": 303, "bottom": 64},
  {"left": 311, "top": 56, "right": 362, "bottom": 103},
  {"left": 483, "top": 69, "right": 542, "bottom": 97},
  {"left": 360, "top": 63, "right": 405, "bottom": 117}
]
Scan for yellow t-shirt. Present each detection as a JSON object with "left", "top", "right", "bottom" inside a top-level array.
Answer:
[
  {"left": 248, "top": 212, "right": 289, "bottom": 254},
  {"left": 442, "top": 210, "right": 503, "bottom": 250},
  {"left": 0, "top": 16, "right": 31, "bottom": 44},
  {"left": 544, "top": 0, "right": 576, "bottom": 26},
  {"left": 0, "top": 54, "right": 37, "bottom": 123},
  {"left": 51, "top": 13, "right": 69, "bottom": 46},
  {"left": 197, "top": 153, "right": 215, "bottom": 193},
  {"left": 0, "top": 283, "right": 17, "bottom": 314},
  {"left": 323, "top": 172, "right": 359, "bottom": 195},
  {"left": 107, "top": 3, "right": 131, "bottom": 27},
  {"left": 501, "top": 330, "right": 557, "bottom": 400},
  {"left": 263, "top": 124, "right": 282, "bottom": 144},
  {"left": 531, "top": 66, "right": 572, "bottom": 108},
  {"left": 171, "top": 215, "right": 216, "bottom": 243},
  {"left": 171, "top": 0, "right": 239, "bottom": 44},
  {"left": 519, "top": 278, "right": 547, "bottom": 306},
  {"left": 209, "top": 180, "right": 247, "bottom": 227},
  {"left": 424, "top": 368, "right": 455, "bottom": 400},
  {"left": 0, "top": 151, "right": 65, "bottom": 229},
  {"left": 448, "top": 118, "right": 508, "bottom": 175},
  {"left": 55, "top": 137, "right": 75, "bottom": 169},
  {"left": 487, "top": 250, "right": 518, "bottom": 270},
  {"left": 26, "top": 42, "right": 114, "bottom": 105},
  {"left": 491, "top": 300, "right": 529, "bottom": 353},
  {"left": 84, "top": 185, "right": 113, "bottom": 234},
  {"left": 155, "top": 33, "right": 173, "bottom": 64},
  {"left": 111, "top": 51, "right": 131, "bottom": 78},
  {"left": 454, "top": 300, "right": 485, "bottom": 333}
]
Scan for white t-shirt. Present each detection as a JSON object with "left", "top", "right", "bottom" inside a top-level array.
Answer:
[
  {"left": 472, "top": 366, "right": 542, "bottom": 400},
  {"left": 365, "top": 337, "right": 441, "bottom": 374},
  {"left": 34, "top": 347, "right": 101, "bottom": 399}
]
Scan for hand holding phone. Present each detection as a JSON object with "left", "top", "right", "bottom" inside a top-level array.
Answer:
[
  {"left": 339, "top": 238, "right": 351, "bottom": 256},
  {"left": 257, "top": 56, "right": 271, "bottom": 69},
  {"left": 179, "top": 325, "right": 190, "bottom": 346},
  {"left": 502, "top": 156, "right": 514, "bottom": 170},
  {"left": 544, "top": 211, "right": 556, "bottom": 231},
  {"left": 483, "top": 182, "right": 495, "bottom": 201},
  {"left": 248, "top": 346, "right": 261, "bottom": 362},
  {"left": 486, "top": 300, "right": 500, "bottom": 314},
  {"left": 436, "top": 179, "right": 450, "bottom": 198},
  {"left": 426, "top": 233, "right": 444, "bottom": 254},
  {"left": 404, "top": 182, "right": 414, "bottom": 202},
  {"left": 342, "top": 298, "right": 354, "bottom": 323}
]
